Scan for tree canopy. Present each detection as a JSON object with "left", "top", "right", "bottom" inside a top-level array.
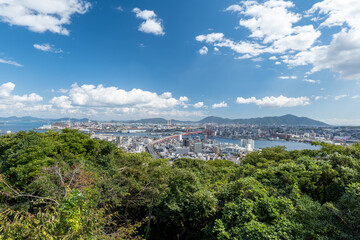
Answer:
[{"left": 1, "top": 130, "right": 360, "bottom": 239}]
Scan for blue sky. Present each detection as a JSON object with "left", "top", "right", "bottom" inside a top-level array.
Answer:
[{"left": 0, "top": 0, "right": 360, "bottom": 124}]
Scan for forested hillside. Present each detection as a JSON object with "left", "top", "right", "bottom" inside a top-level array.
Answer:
[{"left": 1, "top": 130, "right": 360, "bottom": 239}]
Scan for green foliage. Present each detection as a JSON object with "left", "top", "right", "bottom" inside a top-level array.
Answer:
[{"left": 1, "top": 130, "right": 360, "bottom": 239}]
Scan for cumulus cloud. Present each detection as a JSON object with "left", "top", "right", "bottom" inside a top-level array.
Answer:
[
  {"left": 199, "top": 46, "right": 208, "bottom": 55},
  {"left": 0, "top": 58, "right": 23, "bottom": 67},
  {"left": 195, "top": 0, "right": 360, "bottom": 81},
  {"left": 161, "top": 92, "right": 172, "bottom": 98},
  {"left": 239, "top": 0, "right": 301, "bottom": 43},
  {"left": 179, "top": 96, "right": 189, "bottom": 102},
  {"left": 0, "top": 82, "right": 47, "bottom": 114},
  {"left": 50, "top": 84, "right": 195, "bottom": 113},
  {"left": 308, "top": 0, "right": 360, "bottom": 29},
  {"left": 0, "top": 82, "right": 42, "bottom": 102},
  {"left": 50, "top": 96, "right": 72, "bottom": 109},
  {"left": 212, "top": 101, "right": 228, "bottom": 109},
  {"left": 193, "top": 102, "right": 204, "bottom": 108},
  {"left": 238, "top": 0, "right": 321, "bottom": 50},
  {"left": 0, "top": 0, "right": 91, "bottom": 35},
  {"left": 0, "top": 82, "right": 205, "bottom": 120},
  {"left": 283, "top": 0, "right": 360, "bottom": 80},
  {"left": 236, "top": 95, "right": 310, "bottom": 108},
  {"left": 285, "top": 28, "right": 360, "bottom": 80},
  {"left": 133, "top": 8, "right": 164, "bottom": 36},
  {"left": 197, "top": 0, "right": 320, "bottom": 58},
  {"left": 34, "top": 43, "right": 63, "bottom": 53}
]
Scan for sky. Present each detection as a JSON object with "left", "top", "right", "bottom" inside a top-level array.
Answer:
[{"left": 0, "top": 0, "right": 360, "bottom": 125}]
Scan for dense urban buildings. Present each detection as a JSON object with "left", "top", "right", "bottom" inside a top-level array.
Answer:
[{"left": 27, "top": 119, "right": 360, "bottom": 162}]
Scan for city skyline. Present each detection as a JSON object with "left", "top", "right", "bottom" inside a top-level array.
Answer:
[{"left": 1, "top": 0, "right": 360, "bottom": 125}]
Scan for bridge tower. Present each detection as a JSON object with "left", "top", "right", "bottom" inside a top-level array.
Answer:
[{"left": 186, "top": 127, "right": 192, "bottom": 139}]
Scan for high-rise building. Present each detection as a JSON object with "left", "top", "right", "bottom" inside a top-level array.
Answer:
[
  {"left": 194, "top": 142, "right": 202, "bottom": 153},
  {"left": 241, "top": 139, "right": 255, "bottom": 151}
]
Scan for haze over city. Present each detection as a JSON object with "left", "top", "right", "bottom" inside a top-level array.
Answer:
[{"left": 1, "top": 0, "right": 360, "bottom": 125}]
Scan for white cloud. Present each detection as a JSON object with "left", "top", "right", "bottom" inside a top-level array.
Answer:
[
  {"left": 0, "top": 58, "right": 23, "bottom": 67},
  {"left": 133, "top": 8, "right": 157, "bottom": 20},
  {"left": 161, "top": 92, "right": 172, "bottom": 98},
  {"left": 225, "top": 5, "right": 243, "bottom": 13},
  {"left": 212, "top": 101, "right": 227, "bottom": 109},
  {"left": 139, "top": 19, "right": 164, "bottom": 36},
  {"left": 352, "top": 95, "right": 360, "bottom": 99},
  {"left": 236, "top": 95, "right": 310, "bottom": 108},
  {"left": 334, "top": 94, "right": 348, "bottom": 101},
  {"left": 42, "top": 84, "right": 205, "bottom": 120},
  {"left": 196, "top": 32, "right": 266, "bottom": 57},
  {"left": 214, "top": 47, "right": 219, "bottom": 52},
  {"left": 199, "top": 46, "right": 208, "bottom": 55},
  {"left": 308, "top": 0, "right": 360, "bottom": 29},
  {"left": 303, "top": 79, "right": 320, "bottom": 84},
  {"left": 0, "top": 82, "right": 42, "bottom": 102},
  {"left": 279, "top": 76, "right": 297, "bottom": 79},
  {"left": 0, "top": 82, "right": 46, "bottom": 114},
  {"left": 133, "top": 8, "right": 164, "bottom": 36},
  {"left": 0, "top": 82, "right": 15, "bottom": 97},
  {"left": 239, "top": 0, "right": 300, "bottom": 43},
  {"left": 196, "top": 0, "right": 360, "bottom": 81},
  {"left": 196, "top": 1, "right": 320, "bottom": 58},
  {"left": 116, "top": 6, "right": 124, "bottom": 12},
  {"left": 34, "top": 43, "right": 63, "bottom": 53},
  {"left": 13, "top": 93, "right": 43, "bottom": 102},
  {"left": 193, "top": 102, "right": 204, "bottom": 108},
  {"left": 50, "top": 96, "right": 72, "bottom": 109},
  {"left": 0, "top": 0, "right": 91, "bottom": 35},
  {"left": 196, "top": 33, "right": 224, "bottom": 43},
  {"left": 284, "top": 0, "right": 360, "bottom": 80},
  {"left": 237, "top": 0, "right": 320, "bottom": 49},
  {"left": 0, "top": 82, "right": 204, "bottom": 120},
  {"left": 235, "top": 54, "right": 253, "bottom": 60},
  {"left": 286, "top": 28, "right": 360, "bottom": 80},
  {"left": 51, "top": 84, "right": 192, "bottom": 110},
  {"left": 197, "top": 0, "right": 322, "bottom": 69},
  {"left": 179, "top": 96, "right": 189, "bottom": 102}
]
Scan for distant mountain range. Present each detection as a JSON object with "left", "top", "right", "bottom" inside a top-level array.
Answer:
[
  {"left": 0, "top": 114, "right": 329, "bottom": 126},
  {"left": 124, "top": 114, "right": 329, "bottom": 126},
  {"left": 197, "top": 114, "right": 328, "bottom": 126}
]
